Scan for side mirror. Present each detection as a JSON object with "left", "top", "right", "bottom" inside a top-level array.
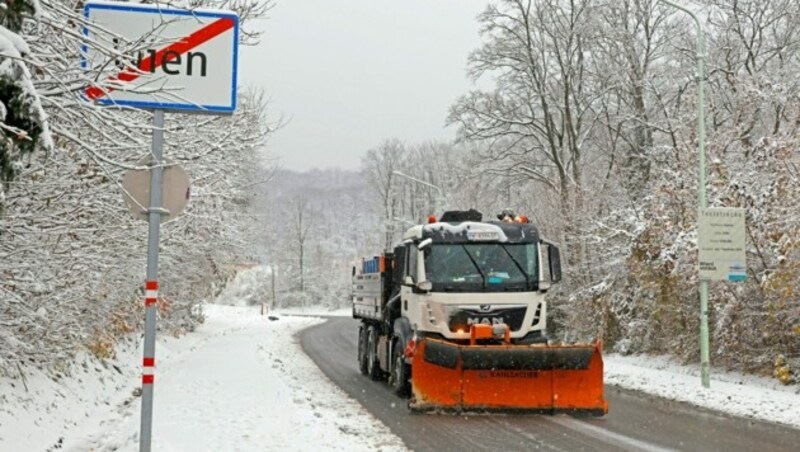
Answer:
[
  {"left": 549, "top": 246, "right": 562, "bottom": 283},
  {"left": 538, "top": 240, "right": 562, "bottom": 291},
  {"left": 416, "top": 239, "right": 432, "bottom": 292}
]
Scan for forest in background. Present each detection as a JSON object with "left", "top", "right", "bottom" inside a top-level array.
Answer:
[
  {"left": 1, "top": 0, "right": 798, "bottom": 385},
  {"left": 352, "top": 0, "right": 799, "bottom": 381}
]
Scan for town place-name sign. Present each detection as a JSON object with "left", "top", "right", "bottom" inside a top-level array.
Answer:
[{"left": 82, "top": 1, "right": 239, "bottom": 113}]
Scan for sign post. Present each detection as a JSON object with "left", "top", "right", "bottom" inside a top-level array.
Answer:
[
  {"left": 141, "top": 109, "right": 165, "bottom": 450},
  {"left": 82, "top": 2, "right": 239, "bottom": 451},
  {"left": 656, "top": 0, "right": 714, "bottom": 388}
]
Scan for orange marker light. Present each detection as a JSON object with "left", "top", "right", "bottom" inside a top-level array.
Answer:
[{"left": 427, "top": 215, "right": 437, "bottom": 224}]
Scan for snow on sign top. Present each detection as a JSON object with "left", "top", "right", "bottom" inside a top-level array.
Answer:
[{"left": 81, "top": 1, "right": 239, "bottom": 113}]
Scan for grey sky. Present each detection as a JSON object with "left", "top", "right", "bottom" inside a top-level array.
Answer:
[{"left": 239, "top": 0, "right": 489, "bottom": 171}]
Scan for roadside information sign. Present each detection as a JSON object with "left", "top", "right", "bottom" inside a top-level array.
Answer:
[
  {"left": 82, "top": 1, "right": 239, "bottom": 113},
  {"left": 698, "top": 207, "right": 747, "bottom": 281}
]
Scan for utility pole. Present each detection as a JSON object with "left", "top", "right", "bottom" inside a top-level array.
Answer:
[{"left": 657, "top": 0, "right": 710, "bottom": 388}]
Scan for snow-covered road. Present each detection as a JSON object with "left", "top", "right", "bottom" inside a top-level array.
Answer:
[
  {"left": 303, "top": 316, "right": 800, "bottom": 452},
  {"left": 80, "top": 305, "right": 406, "bottom": 451}
]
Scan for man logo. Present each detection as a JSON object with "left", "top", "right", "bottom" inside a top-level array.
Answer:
[{"left": 479, "top": 304, "right": 492, "bottom": 312}]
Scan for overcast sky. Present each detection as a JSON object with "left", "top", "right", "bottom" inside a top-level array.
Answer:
[{"left": 238, "top": 0, "right": 489, "bottom": 171}]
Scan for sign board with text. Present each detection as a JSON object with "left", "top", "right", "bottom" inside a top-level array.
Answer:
[
  {"left": 698, "top": 207, "right": 746, "bottom": 282},
  {"left": 82, "top": 1, "right": 239, "bottom": 113}
]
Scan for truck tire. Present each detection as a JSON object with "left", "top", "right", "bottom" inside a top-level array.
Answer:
[
  {"left": 357, "top": 324, "right": 369, "bottom": 376},
  {"left": 388, "top": 339, "right": 411, "bottom": 397},
  {"left": 367, "top": 326, "right": 384, "bottom": 381}
]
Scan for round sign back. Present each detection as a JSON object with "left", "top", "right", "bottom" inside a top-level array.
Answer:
[{"left": 121, "top": 157, "right": 190, "bottom": 223}]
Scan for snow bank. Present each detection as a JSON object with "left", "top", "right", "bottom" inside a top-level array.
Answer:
[
  {"left": 0, "top": 339, "right": 142, "bottom": 451},
  {"left": 606, "top": 353, "right": 800, "bottom": 429}
]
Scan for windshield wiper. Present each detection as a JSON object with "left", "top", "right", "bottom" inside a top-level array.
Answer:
[
  {"left": 461, "top": 245, "right": 487, "bottom": 289},
  {"left": 501, "top": 245, "right": 531, "bottom": 289}
]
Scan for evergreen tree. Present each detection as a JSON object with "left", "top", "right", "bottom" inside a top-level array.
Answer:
[{"left": 0, "top": 0, "right": 46, "bottom": 191}]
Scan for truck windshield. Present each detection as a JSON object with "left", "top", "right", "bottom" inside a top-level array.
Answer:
[{"left": 424, "top": 243, "right": 538, "bottom": 291}]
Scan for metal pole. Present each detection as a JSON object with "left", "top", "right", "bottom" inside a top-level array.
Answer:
[
  {"left": 391, "top": 171, "right": 444, "bottom": 217},
  {"left": 271, "top": 264, "right": 276, "bottom": 311},
  {"left": 140, "top": 109, "right": 165, "bottom": 451},
  {"left": 658, "top": 0, "right": 710, "bottom": 388}
]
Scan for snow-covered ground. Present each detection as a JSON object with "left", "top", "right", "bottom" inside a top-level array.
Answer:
[
  {"left": 2, "top": 273, "right": 798, "bottom": 452},
  {"left": 0, "top": 305, "right": 406, "bottom": 451},
  {"left": 606, "top": 353, "right": 800, "bottom": 429},
  {"left": 0, "top": 336, "right": 142, "bottom": 451}
]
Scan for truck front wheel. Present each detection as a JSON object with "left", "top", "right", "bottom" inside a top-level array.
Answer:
[
  {"left": 388, "top": 339, "right": 411, "bottom": 397},
  {"left": 367, "top": 326, "right": 384, "bottom": 381}
]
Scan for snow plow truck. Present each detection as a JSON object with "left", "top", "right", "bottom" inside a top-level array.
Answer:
[{"left": 352, "top": 209, "right": 607, "bottom": 414}]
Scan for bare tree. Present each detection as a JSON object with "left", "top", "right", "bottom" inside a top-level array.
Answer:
[
  {"left": 450, "top": 0, "right": 603, "bottom": 211},
  {"left": 362, "top": 138, "right": 407, "bottom": 249},
  {"left": 289, "top": 197, "right": 313, "bottom": 301}
]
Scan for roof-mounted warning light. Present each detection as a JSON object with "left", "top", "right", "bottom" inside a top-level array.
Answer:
[{"left": 427, "top": 215, "right": 437, "bottom": 224}]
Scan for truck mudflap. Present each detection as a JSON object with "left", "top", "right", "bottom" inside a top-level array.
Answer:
[{"left": 409, "top": 338, "right": 608, "bottom": 415}]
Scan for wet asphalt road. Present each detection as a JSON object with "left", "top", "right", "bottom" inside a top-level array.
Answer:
[{"left": 300, "top": 317, "right": 800, "bottom": 452}]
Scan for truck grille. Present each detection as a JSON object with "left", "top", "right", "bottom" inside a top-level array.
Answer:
[{"left": 446, "top": 304, "right": 527, "bottom": 332}]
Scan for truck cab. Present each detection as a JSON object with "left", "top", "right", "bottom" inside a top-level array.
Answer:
[{"left": 395, "top": 212, "right": 562, "bottom": 345}]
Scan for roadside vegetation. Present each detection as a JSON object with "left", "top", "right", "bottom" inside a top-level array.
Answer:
[{"left": 0, "top": 0, "right": 276, "bottom": 377}]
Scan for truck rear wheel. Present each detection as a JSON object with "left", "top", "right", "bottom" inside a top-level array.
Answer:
[
  {"left": 388, "top": 339, "right": 410, "bottom": 397},
  {"left": 367, "top": 326, "right": 384, "bottom": 381},
  {"left": 357, "top": 324, "right": 369, "bottom": 376}
]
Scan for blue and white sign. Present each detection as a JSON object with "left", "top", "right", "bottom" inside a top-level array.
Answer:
[{"left": 82, "top": 1, "right": 239, "bottom": 113}]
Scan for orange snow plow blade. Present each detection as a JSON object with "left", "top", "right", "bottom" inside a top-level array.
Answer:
[{"left": 410, "top": 338, "right": 608, "bottom": 415}]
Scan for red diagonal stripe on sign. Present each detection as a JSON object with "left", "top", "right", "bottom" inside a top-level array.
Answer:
[{"left": 86, "top": 16, "right": 235, "bottom": 100}]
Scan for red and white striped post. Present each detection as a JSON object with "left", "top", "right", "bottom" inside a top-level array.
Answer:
[
  {"left": 144, "top": 280, "right": 158, "bottom": 308},
  {"left": 142, "top": 280, "right": 158, "bottom": 387},
  {"left": 142, "top": 356, "right": 155, "bottom": 385}
]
